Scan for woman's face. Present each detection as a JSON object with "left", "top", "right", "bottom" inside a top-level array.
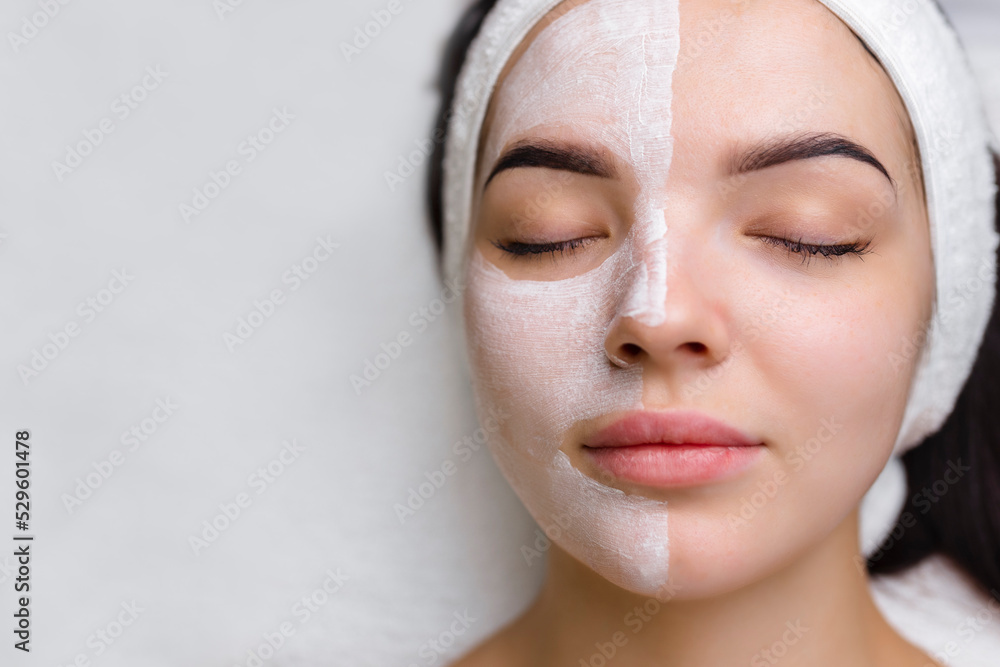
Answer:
[{"left": 463, "top": 0, "right": 934, "bottom": 598}]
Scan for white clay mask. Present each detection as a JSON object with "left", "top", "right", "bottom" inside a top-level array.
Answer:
[{"left": 464, "top": 0, "right": 681, "bottom": 596}]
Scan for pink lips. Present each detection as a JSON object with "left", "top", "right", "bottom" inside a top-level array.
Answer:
[{"left": 582, "top": 410, "right": 765, "bottom": 488}]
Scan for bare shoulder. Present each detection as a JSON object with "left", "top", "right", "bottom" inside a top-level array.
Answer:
[{"left": 447, "top": 612, "right": 536, "bottom": 667}]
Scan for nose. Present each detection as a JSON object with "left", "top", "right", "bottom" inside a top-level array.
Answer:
[{"left": 604, "top": 244, "right": 732, "bottom": 374}]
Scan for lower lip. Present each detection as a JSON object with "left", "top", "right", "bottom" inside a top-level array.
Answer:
[{"left": 583, "top": 444, "right": 764, "bottom": 487}]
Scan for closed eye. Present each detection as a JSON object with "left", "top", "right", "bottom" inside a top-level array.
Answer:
[
  {"left": 492, "top": 235, "right": 875, "bottom": 267},
  {"left": 757, "top": 235, "right": 875, "bottom": 267},
  {"left": 491, "top": 237, "right": 599, "bottom": 259}
]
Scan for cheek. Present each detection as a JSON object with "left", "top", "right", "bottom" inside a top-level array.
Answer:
[
  {"left": 463, "top": 249, "right": 681, "bottom": 596},
  {"left": 739, "top": 263, "right": 925, "bottom": 520},
  {"left": 664, "top": 265, "right": 930, "bottom": 589},
  {"left": 462, "top": 249, "right": 644, "bottom": 458},
  {"left": 748, "top": 269, "right": 927, "bottom": 452}
]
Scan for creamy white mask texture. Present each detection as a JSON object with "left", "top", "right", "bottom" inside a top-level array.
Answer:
[{"left": 464, "top": 0, "right": 681, "bottom": 596}]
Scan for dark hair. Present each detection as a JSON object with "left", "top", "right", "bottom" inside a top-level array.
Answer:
[
  {"left": 426, "top": 0, "right": 1000, "bottom": 600},
  {"left": 426, "top": 0, "right": 499, "bottom": 257}
]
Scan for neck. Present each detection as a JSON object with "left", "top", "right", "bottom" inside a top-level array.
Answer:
[{"left": 515, "top": 511, "right": 916, "bottom": 666}]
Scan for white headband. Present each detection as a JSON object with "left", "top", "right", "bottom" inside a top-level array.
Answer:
[{"left": 441, "top": 0, "right": 999, "bottom": 552}]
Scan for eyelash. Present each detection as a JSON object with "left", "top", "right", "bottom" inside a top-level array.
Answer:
[
  {"left": 491, "top": 238, "right": 596, "bottom": 258},
  {"left": 757, "top": 235, "right": 874, "bottom": 266},
  {"left": 492, "top": 235, "right": 875, "bottom": 266}
]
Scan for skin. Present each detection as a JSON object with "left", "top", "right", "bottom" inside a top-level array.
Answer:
[{"left": 453, "top": 0, "right": 938, "bottom": 664}]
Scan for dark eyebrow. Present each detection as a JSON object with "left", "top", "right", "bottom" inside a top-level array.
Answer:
[
  {"left": 483, "top": 140, "right": 616, "bottom": 190},
  {"left": 731, "top": 132, "right": 896, "bottom": 192}
]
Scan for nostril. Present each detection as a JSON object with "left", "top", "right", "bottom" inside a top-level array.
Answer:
[
  {"left": 622, "top": 343, "right": 642, "bottom": 357},
  {"left": 685, "top": 342, "right": 707, "bottom": 354}
]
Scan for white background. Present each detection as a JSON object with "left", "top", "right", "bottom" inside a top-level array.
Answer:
[{"left": 0, "top": 1, "right": 996, "bottom": 666}]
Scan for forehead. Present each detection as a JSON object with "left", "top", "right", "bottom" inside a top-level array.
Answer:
[{"left": 477, "top": 0, "right": 917, "bottom": 186}]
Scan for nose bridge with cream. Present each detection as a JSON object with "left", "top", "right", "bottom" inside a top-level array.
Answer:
[
  {"left": 480, "top": 2, "right": 677, "bottom": 330},
  {"left": 464, "top": 0, "right": 682, "bottom": 596}
]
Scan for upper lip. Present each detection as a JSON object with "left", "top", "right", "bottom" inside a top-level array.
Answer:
[{"left": 584, "top": 410, "right": 762, "bottom": 449}]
